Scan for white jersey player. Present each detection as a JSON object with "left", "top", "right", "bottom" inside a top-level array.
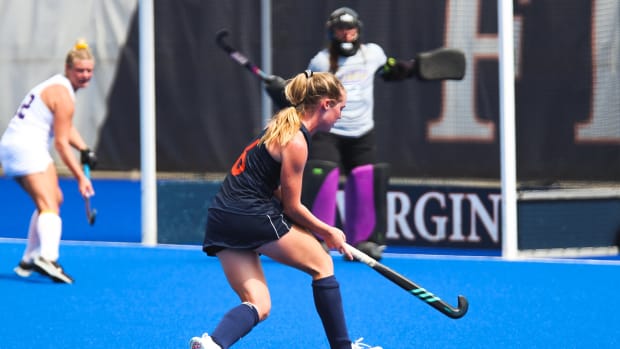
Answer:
[
  {"left": 1, "top": 74, "right": 75, "bottom": 175},
  {"left": 0, "top": 39, "right": 98, "bottom": 284}
]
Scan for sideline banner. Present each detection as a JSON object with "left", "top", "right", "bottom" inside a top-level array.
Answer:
[{"left": 382, "top": 185, "right": 501, "bottom": 250}]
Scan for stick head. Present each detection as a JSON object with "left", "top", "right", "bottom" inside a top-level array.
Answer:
[
  {"left": 215, "top": 28, "right": 234, "bottom": 53},
  {"left": 215, "top": 28, "right": 229, "bottom": 42},
  {"left": 443, "top": 295, "right": 469, "bottom": 319},
  {"left": 88, "top": 209, "right": 97, "bottom": 226}
]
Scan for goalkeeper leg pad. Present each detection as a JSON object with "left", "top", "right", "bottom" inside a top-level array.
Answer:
[
  {"left": 301, "top": 160, "right": 340, "bottom": 226},
  {"left": 344, "top": 163, "right": 390, "bottom": 246}
]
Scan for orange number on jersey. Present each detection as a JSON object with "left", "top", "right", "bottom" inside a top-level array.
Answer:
[{"left": 231, "top": 139, "right": 260, "bottom": 176}]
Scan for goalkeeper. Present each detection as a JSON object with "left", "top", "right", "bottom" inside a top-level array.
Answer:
[{"left": 265, "top": 7, "right": 418, "bottom": 260}]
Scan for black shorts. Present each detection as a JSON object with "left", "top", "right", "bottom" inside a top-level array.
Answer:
[
  {"left": 309, "top": 129, "right": 377, "bottom": 175},
  {"left": 202, "top": 208, "right": 293, "bottom": 256}
]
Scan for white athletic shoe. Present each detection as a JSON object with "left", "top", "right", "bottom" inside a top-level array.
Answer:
[
  {"left": 189, "top": 333, "right": 221, "bottom": 349},
  {"left": 352, "top": 337, "right": 383, "bottom": 349},
  {"left": 14, "top": 260, "right": 34, "bottom": 278},
  {"left": 33, "top": 256, "right": 74, "bottom": 284}
]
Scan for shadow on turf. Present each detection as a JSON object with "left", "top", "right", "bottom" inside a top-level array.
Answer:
[{"left": 0, "top": 272, "right": 64, "bottom": 284}]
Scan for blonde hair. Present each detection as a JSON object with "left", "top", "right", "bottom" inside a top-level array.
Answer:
[
  {"left": 66, "top": 38, "right": 94, "bottom": 67},
  {"left": 260, "top": 71, "right": 343, "bottom": 147}
]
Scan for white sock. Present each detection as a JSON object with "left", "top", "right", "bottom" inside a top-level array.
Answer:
[
  {"left": 37, "top": 212, "right": 62, "bottom": 261},
  {"left": 22, "top": 210, "right": 40, "bottom": 263}
]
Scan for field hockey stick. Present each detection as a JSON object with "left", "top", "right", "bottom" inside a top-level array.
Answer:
[
  {"left": 215, "top": 28, "right": 272, "bottom": 81},
  {"left": 83, "top": 164, "right": 97, "bottom": 225},
  {"left": 345, "top": 243, "right": 469, "bottom": 319}
]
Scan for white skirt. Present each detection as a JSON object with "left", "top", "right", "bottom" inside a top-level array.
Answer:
[{"left": 0, "top": 137, "right": 53, "bottom": 177}]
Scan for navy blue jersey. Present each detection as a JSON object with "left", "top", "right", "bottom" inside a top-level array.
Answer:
[
  {"left": 211, "top": 125, "right": 311, "bottom": 215},
  {"left": 203, "top": 125, "right": 311, "bottom": 256},
  {"left": 211, "top": 136, "right": 281, "bottom": 215}
]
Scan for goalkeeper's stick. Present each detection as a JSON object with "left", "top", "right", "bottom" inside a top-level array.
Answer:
[
  {"left": 346, "top": 243, "right": 469, "bottom": 319},
  {"left": 215, "top": 28, "right": 271, "bottom": 81}
]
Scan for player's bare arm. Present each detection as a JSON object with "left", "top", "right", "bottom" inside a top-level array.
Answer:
[
  {"left": 68, "top": 125, "right": 88, "bottom": 151},
  {"left": 278, "top": 131, "right": 348, "bottom": 253},
  {"left": 44, "top": 85, "right": 92, "bottom": 197}
]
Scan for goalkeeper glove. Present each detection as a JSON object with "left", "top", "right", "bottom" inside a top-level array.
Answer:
[
  {"left": 264, "top": 75, "right": 291, "bottom": 109},
  {"left": 378, "top": 57, "right": 417, "bottom": 81}
]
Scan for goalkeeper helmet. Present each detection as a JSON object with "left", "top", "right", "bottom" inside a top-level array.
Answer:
[{"left": 326, "top": 7, "right": 362, "bottom": 57}]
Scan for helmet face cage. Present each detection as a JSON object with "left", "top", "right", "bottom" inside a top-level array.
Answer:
[
  {"left": 326, "top": 7, "right": 362, "bottom": 38},
  {"left": 326, "top": 7, "right": 363, "bottom": 57}
]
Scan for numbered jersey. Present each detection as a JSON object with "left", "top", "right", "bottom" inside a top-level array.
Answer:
[
  {"left": 1, "top": 74, "right": 75, "bottom": 149},
  {"left": 0, "top": 74, "right": 74, "bottom": 176},
  {"left": 211, "top": 125, "right": 311, "bottom": 215}
]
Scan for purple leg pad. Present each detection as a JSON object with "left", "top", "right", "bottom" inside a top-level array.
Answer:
[
  {"left": 344, "top": 164, "right": 375, "bottom": 244},
  {"left": 311, "top": 167, "right": 340, "bottom": 226}
]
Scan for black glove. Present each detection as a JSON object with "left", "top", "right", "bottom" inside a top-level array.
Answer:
[
  {"left": 378, "top": 57, "right": 417, "bottom": 81},
  {"left": 80, "top": 148, "right": 97, "bottom": 169},
  {"left": 264, "top": 75, "right": 291, "bottom": 109}
]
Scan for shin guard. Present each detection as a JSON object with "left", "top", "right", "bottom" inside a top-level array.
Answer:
[
  {"left": 312, "top": 276, "right": 350, "bottom": 349},
  {"left": 344, "top": 163, "right": 390, "bottom": 245},
  {"left": 211, "top": 302, "right": 260, "bottom": 348},
  {"left": 23, "top": 210, "right": 41, "bottom": 262},
  {"left": 301, "top": 160, "right": 340, "bottom": 226},
  {"left": 37, "top": 211, "right": 62, "bottom": 261}
]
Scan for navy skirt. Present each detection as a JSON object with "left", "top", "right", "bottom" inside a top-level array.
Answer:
[{"left": 203, "top": 207, "right": 293, "bottom": 256}]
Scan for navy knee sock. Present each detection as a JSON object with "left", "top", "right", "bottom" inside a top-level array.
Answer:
[
  {"left": 312, "top": 275, "right": 351, "bottom": 349},
  {"left": 211, "top": 302, "right": 259, "bottom": 349}
]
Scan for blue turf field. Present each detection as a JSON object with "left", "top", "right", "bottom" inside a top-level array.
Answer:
[{"left": 1, "top": 239, "right": 619, "bottom": 349}]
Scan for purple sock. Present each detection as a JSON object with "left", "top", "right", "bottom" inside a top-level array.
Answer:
[
  {"left": 211, "top": 302, "right": 259, "bottom": 349},
  {"left": 312, "top": 275, "right": 351, "bottom": 349}
]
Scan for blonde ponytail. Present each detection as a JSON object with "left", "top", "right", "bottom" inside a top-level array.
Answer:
[{"left": 260, "top": 70, "right": 344, "bottom": 148}]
